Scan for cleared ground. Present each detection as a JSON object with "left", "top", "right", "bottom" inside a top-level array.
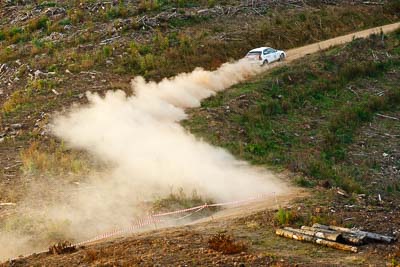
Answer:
[{"left": 3, "top": 23, "right": 400, "bottom": 266}]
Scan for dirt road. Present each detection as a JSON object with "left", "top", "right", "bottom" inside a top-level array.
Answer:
[{"left": 285, "top": 22, "right": 400, "bottom": 61}]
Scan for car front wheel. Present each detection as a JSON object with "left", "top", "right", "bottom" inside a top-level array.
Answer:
[{"left": 279, "top": 53, "right": 285, "bottom": 61}]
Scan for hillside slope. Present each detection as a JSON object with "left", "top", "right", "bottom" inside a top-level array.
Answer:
[
  {"left": 0, "top": 0, "right": 400, "bottom": 265},
  {"left": 3, "top": 24, "right": 400, "bottom": 267}
]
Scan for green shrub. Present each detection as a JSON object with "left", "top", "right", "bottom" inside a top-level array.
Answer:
[
  {"left": 245, "top": 143, "right": 267, "bottom": 156},
  {"left": 295, "top": 177, "right": 315, "bottom": 188},
  {"left": 305, "top": 158, "right": 335, "bottom": 181},
  {"left": 38, "top": 1, "right": 57, "bottom": 8},
  {"left": 2, "top": 90, "right": 28, "bottom": 114},
  {"left": 28, "top": 16, "right": 49, "bottom": 32},
  {"left": 337, "top": 176, "right": 363, "bottom": 194},
  {"left": 102, "top": 45, "right": 112, "bottom": 58},
  {"left": 138, "top": 0, "right": 160, "bottom": 12},
  {"left": 106, "top": 6, "right": 128, "bottom": 19},
  {"left": 384, "top": 0, "right": 400, "bottom": 14},
  {"left": 9, "top": 27, "right": 23, "bottom": 37},
  {"left": 177, "top": 0, "right": 186, "bottom": 8},
  {"left": 275, "top": 208, "right": 299, "bottom": 226},
  {"left": 32, "top": 38, "right": 45, "bottom": 49},
  {"left": 59, "top": 18, "right": 71, "bottom": 26},
  {"left": 260, "top": 99, "right": 285, "bottom": 116}
]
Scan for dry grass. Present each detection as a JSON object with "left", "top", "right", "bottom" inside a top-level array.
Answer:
[
  {"left": 2, "top": 90, "right": 28, "bottom": 114},
  {"left": 151, "top": 188, "right": 218, "bottom": 218},
  {"left": 84, "top": 249, "right": 99, "bottom": 262},
  {"left": 20, "top": 140, "right": 89, "bottom": 175}
]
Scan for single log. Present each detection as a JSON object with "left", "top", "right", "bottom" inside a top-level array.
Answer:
[
  {"left": 276, "top": 228, "right": 358, "bottom": 252},
  {"left": 285, "top": 227, "right": 341, "bottom": 241},
  {"left": 301, "top": 226, "right": 365, "bottom": 245},
  {"left": 312, "top": 224, "right": 396, "bottom": 243},
  {"left": 301, "top": 225, "right": 336, "bottom": 234},
  {"left": 342, "top": 233, "right": 366, "bottom": 245}
]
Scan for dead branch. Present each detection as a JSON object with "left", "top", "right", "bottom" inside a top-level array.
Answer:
[{"left": 376, "top": 113, "right": 400, "bottom": 121}]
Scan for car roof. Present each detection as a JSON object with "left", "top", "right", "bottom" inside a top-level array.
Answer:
[{"left": 249, "top": 47, "right": 271, "bottom": 52}]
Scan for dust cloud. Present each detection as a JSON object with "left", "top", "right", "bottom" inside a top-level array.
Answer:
[
  {"left": 1, "top": 59, "right": 288, "bottom": 260},
  {"left": 52, "top": 59, "right": 287, "bottom": 202}
]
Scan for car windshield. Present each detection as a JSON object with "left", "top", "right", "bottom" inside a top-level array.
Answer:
[
  {"left": 246, "top": 51, "right": 261, "bottom": 58},
  {"left": 247, "top": 51, "right": 261, "bottom": 55}
]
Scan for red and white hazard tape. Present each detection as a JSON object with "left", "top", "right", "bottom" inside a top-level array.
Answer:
[
  {"left": 9, "top": 192, "right": 273, "bottom": 261},
  {"left": 73, "top": 215, "right": 163, "bottom": 247},
  {"left": 71, "top": 192, "right": 272, "bottom": 247}
]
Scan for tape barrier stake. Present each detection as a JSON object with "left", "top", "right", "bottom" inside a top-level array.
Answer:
[{"left": 151, "top": 212, "right": 158, "bottom": 230}]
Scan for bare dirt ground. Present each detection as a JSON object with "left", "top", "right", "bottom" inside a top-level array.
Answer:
[
  {"left": 4, "top": 189, "right": 393, "bottom": 267},
  {"left": 3, "top": 23, "right": 399, "bottom": 266}
]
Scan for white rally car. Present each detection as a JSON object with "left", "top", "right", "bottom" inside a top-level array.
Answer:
[{"left": 245, "top": 47, "right": 286, "bottom": 65}]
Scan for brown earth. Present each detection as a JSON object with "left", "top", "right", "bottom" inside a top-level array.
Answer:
[
  {"left": 2, "top": 23, "right": 400, "bottom": 266},
  {"left": 4, "top": 188, "right": 396, "bottom": 267}
]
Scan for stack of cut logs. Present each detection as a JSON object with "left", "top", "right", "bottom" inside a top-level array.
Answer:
[{"left": 276, "top": 223, "right": 397, "bottom": 252}]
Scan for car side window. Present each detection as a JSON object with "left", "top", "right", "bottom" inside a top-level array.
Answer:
[{"left": 263, "top": 49, "right": 268, "bottom": 55}]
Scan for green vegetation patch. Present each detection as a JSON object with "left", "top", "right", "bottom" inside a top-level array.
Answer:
[{"left": 184, "top": 33, "right": 400, "bottom": 194}]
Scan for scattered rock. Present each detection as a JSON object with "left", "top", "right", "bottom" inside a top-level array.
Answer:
[
  {"left": 42, "top": 32, "right": 64, "bottom": 42},
  {"left": 64, "top": 25, "right": 72, "bottom": 31},
  {"left": 34, "top": 70, "right": 56, "bottom": 79},
  {"left": 10, "top": 123, "right": 23, "bottom": 130},
  {"left": 336, "top": 188, "right": 348, "bottom": 197},
  {"left": 0, "top": 64, "right": 7, "bottom": 73},
  {"left": 44, "top": 7, "right": 66, "bottom": 18}
]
